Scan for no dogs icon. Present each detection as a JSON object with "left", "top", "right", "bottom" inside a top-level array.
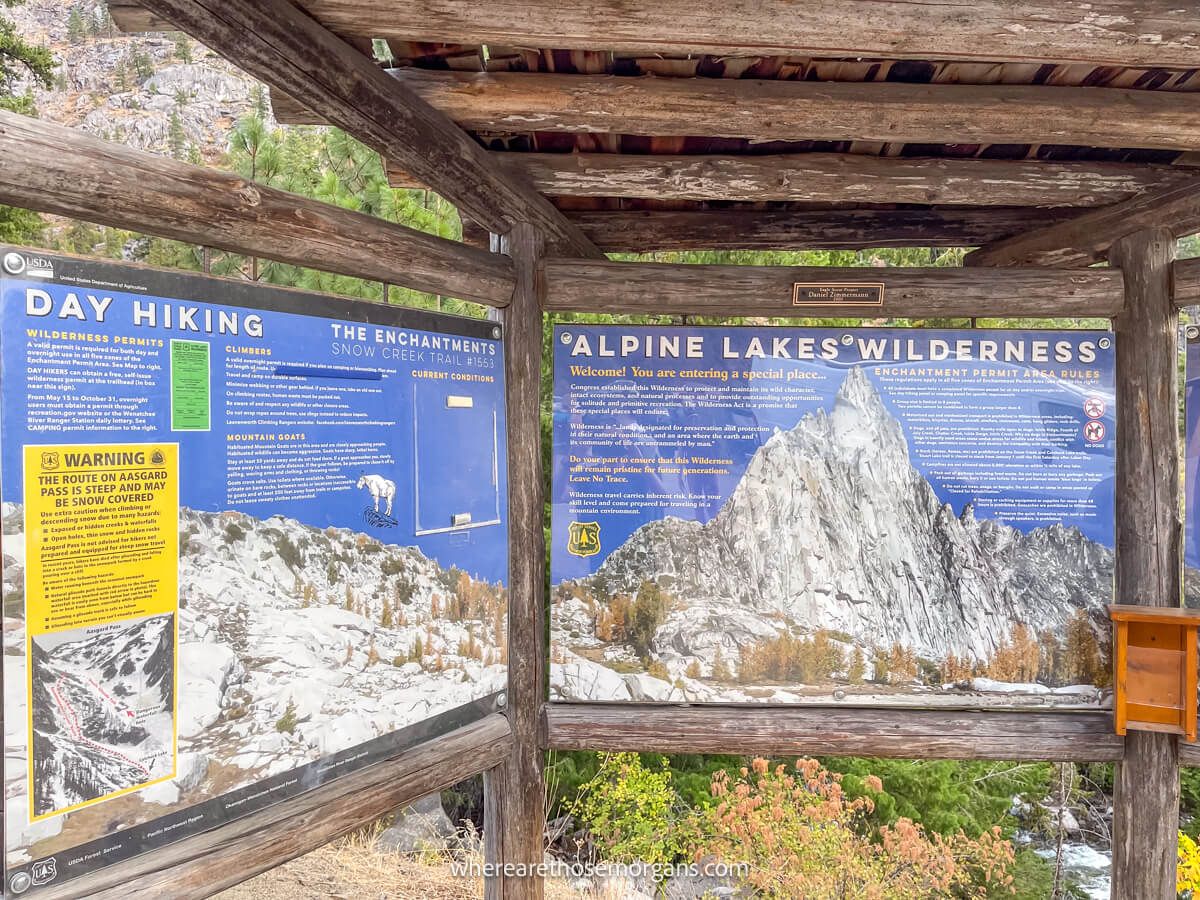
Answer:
[{"left": 1083, "top": 420, "right": 1106, "bottom": 443}]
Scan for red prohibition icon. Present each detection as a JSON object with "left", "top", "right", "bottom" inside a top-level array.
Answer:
[
  {"left": 1083, "top": 420, "right": 1106, "bottom": 443},
  {"left": 1083, "top": 397, "right": 1106, "bottom": 419}
]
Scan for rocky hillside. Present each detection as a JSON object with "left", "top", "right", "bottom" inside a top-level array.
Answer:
[{"left": 9, "top": 0, "right": 262, "bottom": 160}]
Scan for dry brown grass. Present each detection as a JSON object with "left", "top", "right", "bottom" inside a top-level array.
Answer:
[{"left": 215, "top": 826, "right": 592, "bottom": 900}]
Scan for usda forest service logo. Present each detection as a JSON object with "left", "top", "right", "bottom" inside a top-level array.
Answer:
[
  {"left": 3, "top": 252, "right": 26, "bottom": 275},
  {"left": 39, "top": 452, "right": 59, "bottom": 471},
  {"left": 567, "top": 521, "right": 601, "bottom": 558}
]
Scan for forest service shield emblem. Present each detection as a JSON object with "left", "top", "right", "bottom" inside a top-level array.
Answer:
[{"left": 567, "top": 521, "right": 601, "bottom": 558}]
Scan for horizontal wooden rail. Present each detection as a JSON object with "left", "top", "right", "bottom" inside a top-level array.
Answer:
[
  {"left": 543, "top": 260, "right": 1125, "bottom": 317},
  {"left": 1173, "top": 256, "right": 1200, "bottom": 307},
  {"left": 543, "top": 703, "right": 1123, "bottom": 762},
  {"left": 0, "top": 110, "right": 515, "bottom": 307},
  {"left": 1179, "top": 742, "right": 1200, "bottom": 767},
  {"left": 38, "top": 713, "right": 513, "bottom": 899}
]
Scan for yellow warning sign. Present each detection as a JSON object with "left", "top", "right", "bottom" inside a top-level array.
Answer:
[
  {"left": 24, "top": 443, "right": 179, "bottom": 820},
  {"left": 25, "top": 443, "right": 178, "bottom": 634}
]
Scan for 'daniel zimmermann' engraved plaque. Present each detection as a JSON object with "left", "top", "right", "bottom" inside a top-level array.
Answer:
[{"left": 792, "top": 282, "right": 885, "bottom": 307}]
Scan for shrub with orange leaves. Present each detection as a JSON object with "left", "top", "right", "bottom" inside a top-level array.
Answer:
[{"left": 683, "top": 757, "right": 1015, "bottom": 900}]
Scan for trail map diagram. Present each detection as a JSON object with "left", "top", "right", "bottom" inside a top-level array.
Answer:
[{"left": 30, "top": 614, "right": 175, "bottom": 818}]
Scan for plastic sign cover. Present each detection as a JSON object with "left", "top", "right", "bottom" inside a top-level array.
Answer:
[
  {"left": 550, "top": 325, "right": 1115, "bottom": 708},
  {"left": 0, "top": 249, "right": 507, "bottom": 894},
  {"left": 1186, "top": 328, "right": 1200, "bottom": 576}
]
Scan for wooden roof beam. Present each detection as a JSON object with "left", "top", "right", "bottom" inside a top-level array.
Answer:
[
  {"left": 280, "top": 69, "right": 1200, "bottom": 154},
  {"left": 0, "top": 109, "right": 514, "bottom": 306},
  {"left": 463, "top": 207, "right": 1082, "bottom": 252},
  {"left": 966, "top": 176, "right": 1200, "bottom": 267},
  {"left": 112, "top": 0, "right": 1200, "bottom": 69},
  {"left": 385, "top": 151, "right": 1194, "bottom": 208},
  {"left": 134, "top": 0, "right": 603, "bottom": 259},
  {"left": 543, "top": 259, "right": 1124, "bottom": 317}
]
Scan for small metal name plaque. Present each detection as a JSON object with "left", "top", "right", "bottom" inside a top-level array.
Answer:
[{"left": 792, "top": 282, "right": 885, "bottom": 307}]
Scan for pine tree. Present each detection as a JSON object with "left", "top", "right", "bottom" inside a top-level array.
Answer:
[
  {"left": 711, "top": 646, "right": 732, "bottom": 681},
  {"left": 381, "top": 594, "right": 393, "bottom": 628},
  {"left": 168, "top": 108, "right": 187, "bottom": 159},
  {"left": 872, "top": 648, "right": 890, "bottom": 684},
  {"left": 629, "top": 581, "right": 669, "bottom": 657},
  {"left": 848, "top": 647, "right": 866, "bottom": 684},
  {"left": 173, "top": 33, "right": 193, "bottom": 63},
  {"left": 1065, "top": 608, "right": 1104, "bottom": 685},
  {"left": 343, "top": 585, "right": 355, "bottom": 612},
  {"left": 131, "top": 50, "right": 154, "bottom": 79},
  {"left": 67, "top": 7, "right": 87, "bottom": 42}
]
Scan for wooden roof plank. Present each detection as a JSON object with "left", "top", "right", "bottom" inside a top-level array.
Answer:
[
  {"left": 0, "top": 109, "right": 515, "bottom": 305},
  {"left": 965, "top": 175, "right": 1200, "bottom": 266},
  {"left": 277, "top": 69, "right": 1200, "bottom": 154},
  {"left": 135, "top": 0, "right": 603, "bottom": 258},
  {"left": 118, "top": 0, "right": 1200, "bottom": 70}
]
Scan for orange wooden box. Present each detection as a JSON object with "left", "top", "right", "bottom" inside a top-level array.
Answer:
[{"left": 1109, "top": 605, "right": 1200, "bottom": 742}]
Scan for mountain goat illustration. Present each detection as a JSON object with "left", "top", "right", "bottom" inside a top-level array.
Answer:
[{"left": 356, "top": 473, "right": 396, "bottom": 517}]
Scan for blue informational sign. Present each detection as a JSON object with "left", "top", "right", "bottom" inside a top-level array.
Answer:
[
  {"left": 550, "top": 325, "right": 1116, "bottom": 707},
  {"left": 0, "top": 248, "right": 507, "bottom": 892},
  {"left": 1186, "top": 331, "right": 1200, "bottom": 572}
]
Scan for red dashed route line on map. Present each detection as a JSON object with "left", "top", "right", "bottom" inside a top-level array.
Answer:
[{"left": 49, "top": 678, "right": 151, "bottom": 778}]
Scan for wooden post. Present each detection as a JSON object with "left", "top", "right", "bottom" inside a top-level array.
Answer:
[
  {"left": 485, "top": 222, "right": 547, "bottom": 899},
  {"left": 1109, "top": 226, "right": 1181, "bottom": 899}
]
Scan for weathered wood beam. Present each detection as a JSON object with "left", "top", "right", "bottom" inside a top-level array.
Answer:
[
  {"left": 1180, "top": 741, "right": 1200, "bottom": 766},
  {"left": 37, "top": 714, "right": 513, "bottom": 899},
  {"left": 543, "top": 704, "right": 1123, "bottom": 761},
  {"left": 317, "top": 70, "right": 1200, "bottom": 154},
  {"left": 542, "top": 260, "right": 1125, "bottom": 317},
  {"left": 1175, "top": 257, "right": 1200, "bottom": 306},
  {"left": 475, "top": 154, "right": 1192, "bottom": 208},
  {"left": 0, "top": 110, "right": 514, "bottom": 306},
  {"left": 966, "top": 175, "right": 1200, "bottom": 267},
  {"left": 380, "top": 151, "right": 1192, "bottom": 208},
  {"left": 487, "top": 223, "right": 547, "bottom": 900},
  {"left": 113, "top": 0, "right": 1200, "bottom": 69},
  {"left": 1109, "top": 227, "right": 1181, "bottom": 899},
  {"left": 524, "top": 207, "right": 1078, "bottom": 252},
  {"left": 135, "top": 0, "right": 603, "bottom": 258}
]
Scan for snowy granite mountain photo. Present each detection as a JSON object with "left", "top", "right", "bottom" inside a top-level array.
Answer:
[
  {"left": 551, "top": 367, "right": 1116, "bottom": 706},
  {"left": 3, "top": 503, "right": 506, "bottom": 864}
]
